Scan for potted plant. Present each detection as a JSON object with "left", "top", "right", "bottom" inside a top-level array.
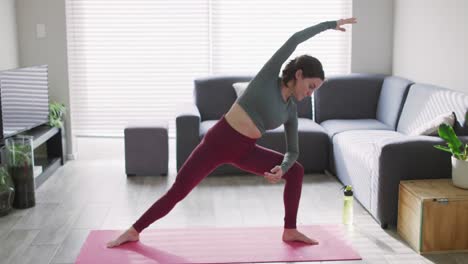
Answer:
[
  {"left": 0, "top": 166, "right": 15, "bottom": 216},
  {"left": 434, "top": 123, "right": 468, "bottom": 189},
  {"left": 48, "top": 102, "right": 67, "bottom": 128},
  {"left": 5, "top": 136, "right": 35, "bottom": 208}
]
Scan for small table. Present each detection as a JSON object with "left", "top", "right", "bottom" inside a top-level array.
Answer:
[{"left": 397, "top": 179, "right": 468, "bottom": 253}]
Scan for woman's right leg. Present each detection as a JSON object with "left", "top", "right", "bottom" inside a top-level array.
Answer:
[
  {"left": 107, "top": 138, "right": 222, "bottom": 248},
  {"left": 132, "top": 138, "right": 222, "bottom": 232}
]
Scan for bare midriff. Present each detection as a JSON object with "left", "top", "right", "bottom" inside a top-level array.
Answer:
[{"left": 225, "top": 103, "right": 262, "bottom": 139}]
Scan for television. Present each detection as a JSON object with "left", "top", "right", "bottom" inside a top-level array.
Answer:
[{"left": 0, "top": 65, "right": 49, "bottom": 139}]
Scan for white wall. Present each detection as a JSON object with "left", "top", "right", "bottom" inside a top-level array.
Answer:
[
  {"left": 393, "top": 0, "right": 468, "bottom": 94},
  {"left": 15, "top": 0, "right": 75, "bottom": 159},
  {"left": 351, "top": 0, "right": 394, "bottom": 74},
  {"left": 0, "top": 0, "right": 19, "bottom": 70}
]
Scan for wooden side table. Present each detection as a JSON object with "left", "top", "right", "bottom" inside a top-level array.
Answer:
[{"left": 397, "top": 179, "right": 468, "bottom": 253}]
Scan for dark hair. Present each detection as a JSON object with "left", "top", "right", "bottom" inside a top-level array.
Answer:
[{"left": 281, "top": 55, "right": 324, "bottom": 86}]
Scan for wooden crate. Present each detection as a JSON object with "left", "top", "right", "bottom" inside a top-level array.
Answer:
[{"left": 397, "top": 179, "right": 468, "bottom": 253}]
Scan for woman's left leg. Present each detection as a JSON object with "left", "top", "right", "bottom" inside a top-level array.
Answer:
[
  {"left": 231, "top": 144, "right": 304, "bottom": 229},
  {"left": 232, "top": 144, "right": 317, "bottom": 244}
]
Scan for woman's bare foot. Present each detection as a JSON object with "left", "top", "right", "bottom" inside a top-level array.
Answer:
[
  {"left": 106, "top": 227, "right": 140, "bottom": 248},
  {"left": 282, "top": 228, "right": 319, "bottom": 245}
]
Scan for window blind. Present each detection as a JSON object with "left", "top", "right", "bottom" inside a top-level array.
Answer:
[
  {"left": 211, "top": 0, "right": 352, "bottom": 75},
  {"left": 66, "top": 0, "right": 351, "bottom": 137}
]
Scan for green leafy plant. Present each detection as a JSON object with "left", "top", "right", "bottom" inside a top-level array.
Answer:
[
  {"left": 0, "top": 167, "right": 8, "bottom": 188},
  {"left": 49, "top": 102, "right": 67, "bottom": 128},
  {"left": 6, "top": 143, "right": 33, "bottom": 167},
  {"left": 0, "top": 166, "right": 13, "bottom": 193},
  {"left": 0, "top": 166, "right": 14, "bottom": 216},
  {"left": 433, "top": 123, "right": 468, "bottom": 161}
]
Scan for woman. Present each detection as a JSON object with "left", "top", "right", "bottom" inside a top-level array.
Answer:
[{"left": 108, "top": 17, "right": 357, "bottom": 248}]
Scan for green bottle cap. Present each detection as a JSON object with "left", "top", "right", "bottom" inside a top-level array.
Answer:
[{"left": 343, "top": 185, "right": 353, "bottom": 196}]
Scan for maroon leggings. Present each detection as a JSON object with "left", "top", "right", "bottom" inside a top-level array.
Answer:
[{"left": 133, "top": 116, "right": 304, "bottom": 232}]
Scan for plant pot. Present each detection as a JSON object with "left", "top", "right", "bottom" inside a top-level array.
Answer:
[
  {"left": 10, "top": 165, "right": 35, "bottom": 208},
  {"left": 0, "top": 186, "right": 14, "bottom": 216},
  {"left": 5, "top": 136, "right": 35, "bottom": 209},
  {"left": 451, "top": 156, "right": 468, "bottom": 189}
]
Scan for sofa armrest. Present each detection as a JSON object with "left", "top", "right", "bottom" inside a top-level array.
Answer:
[
  {"left": 176, "top": 103, "right": 201, "bottom": 171},
  {"left": 379, "top": 135, "right": 451, "bottom": 179},
  {"left": 379, "top": 135, "right": 468, "bottom": 175},
  {"left": 374, "top": 136, "right": 453, "bottom": 226}
]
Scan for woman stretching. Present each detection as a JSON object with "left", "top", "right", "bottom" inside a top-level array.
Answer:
[{"left": 108, "top": 17, "right": 357, "bottom": 248}]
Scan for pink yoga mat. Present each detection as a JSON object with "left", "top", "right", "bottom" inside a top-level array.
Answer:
[{"left": 76, "top": 225, "right": 361, "bottom": 264}]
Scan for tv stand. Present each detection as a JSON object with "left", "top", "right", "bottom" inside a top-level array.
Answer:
[{"left": 1, "top": 125, "right": 65, "bottom": 189}]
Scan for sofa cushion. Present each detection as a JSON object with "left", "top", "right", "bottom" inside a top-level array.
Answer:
[
  {"left": 195, "top": 76, "right": 253, "bottom": 121},
  {"left": 320, "top": 119, "right": 393, "bottom": 138},
  {"left": 297, "top": 118, "right": 328, "bottom": 133},
  {"left": 314, "top": 74, "right": 386, "bottom": 123},
  {"left": 333, "top": 130, "right": 404, "bottom": 210},
  {"left": 376, "top": 76, "right": 413, "bottom": 129},
  {"left": 200, "top": 120, "right": 217, "bottom": 137},
  {"left": 257, "top": 118, "right": 329, "bottom": 172},
  {"left": 232, "top": 82, "right": 249, "bottom": 98},
  {"left": 200, "top": 118, "right": 330, "bottom": 172},
  {"left": 397, "top": 83, "right": 468, "bottom": 135}
]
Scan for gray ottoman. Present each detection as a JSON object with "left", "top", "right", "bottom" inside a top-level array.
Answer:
[{"left": 124, "top": 122, "right": 168, "bottom": 176}]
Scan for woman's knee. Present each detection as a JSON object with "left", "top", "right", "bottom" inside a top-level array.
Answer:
[{"left": 284, "top": 161, "right": 304, "bottom": 180}]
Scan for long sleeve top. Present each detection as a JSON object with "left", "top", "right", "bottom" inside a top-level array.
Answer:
[{"left": 236, "top": 21, "right": 337, "bottom": 173}]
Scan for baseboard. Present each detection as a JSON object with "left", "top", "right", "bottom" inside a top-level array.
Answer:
[
  {"left": 66, "top": 152, "right": 77, "bottom": 160},
  {"left": 324, "top": 169, "right": 335, "bottom": 177}
]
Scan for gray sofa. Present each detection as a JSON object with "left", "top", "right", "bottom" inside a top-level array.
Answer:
[
  {"left": 315, "top": 74, "right": 468, "bottom": 228},
  {"left": 176, "top": 76, "right": 329, "bottom": 175},
  {"left": 176, "top": 74, "right": 468, "bottom": 228}
]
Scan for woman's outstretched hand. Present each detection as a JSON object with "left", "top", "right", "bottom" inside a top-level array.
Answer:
[
  {"left": 264, "top": 165, "right": 283, "bottom": 184},
  {"left": 335, "top": 17, "right": 357, "bottom": 32}
]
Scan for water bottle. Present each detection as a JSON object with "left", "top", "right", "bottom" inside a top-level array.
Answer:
[{"left": 342, "top": 185, "right": 353, "bottom": 226}]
